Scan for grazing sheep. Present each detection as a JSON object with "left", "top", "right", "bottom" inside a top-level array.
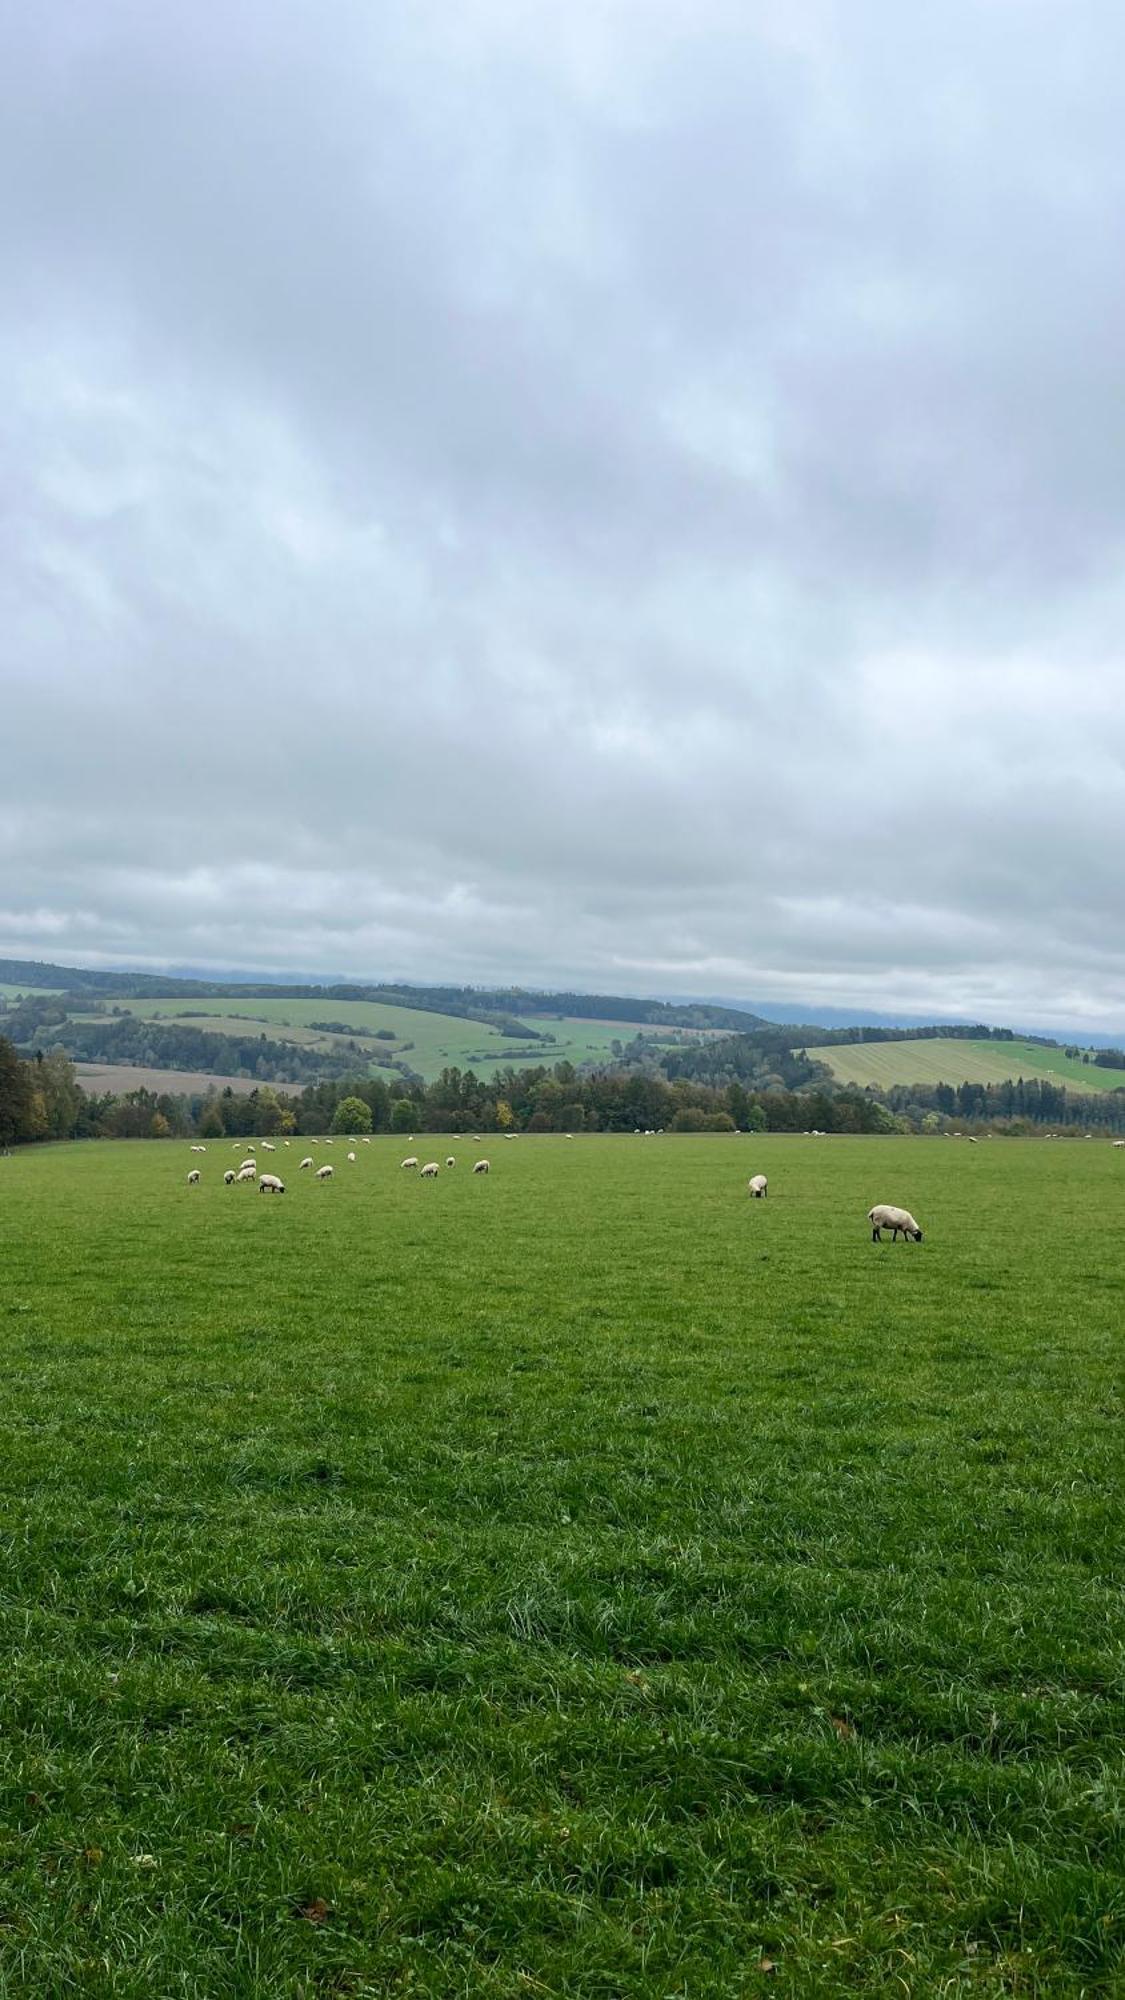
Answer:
[
  {"left": 471, "top": 1135, "right": 482, "bottom": 1142},
  {"left": 445, "top": 1156, "right": 456, "bottom": 1168},
  {"left": 473, "top": 1159, "right": 490, "bottom": 1174},
  {"left": 299, "top": 1157, "right": 314, "bottom": 1170},
  {"left": 400, "top": 1156, "right": 419, "bottom": 1170},
  {"left": 868, "top": 1204, "right": 923, "bottom": 1243},
  {"left": 190, "top": 1144, "right": 206, "bottom": 1154},
  {"left": 362, "top": 1136, "right": 371, "bottom": 1144},
  {"left": 239, "top": 1159, "right": 257, "bottom": 1173},
  {"left": 420, "top": 1162, "right": 439, "bottom": 1178},
  {"left": 1113, "top": 1138, "right": 1125, "bottom": 1148},
  {"left": 258, "top": 1174, "right": 285, "bottom": 1194},
  {"left": 187, "top": 1168, "right": 201, "bottom": 1184},
  {"left": 347, "top": 1151, "right": 356, "bottom": 1162},
  {"left": 223, "top": 1169, "right": 236, "bottom": 1184},
  {"left": 747, "top": 1174, "right": 768, "bottom": 1198},
  {"left": 316, "top": 1164, "right": 334, "bottom": 1180},
  {"left": 236, "top": 1166, "right": 256, "bottom": 1183},
  {"left": 262, "top": 1142, "right": 276, "bottom": 1152}
]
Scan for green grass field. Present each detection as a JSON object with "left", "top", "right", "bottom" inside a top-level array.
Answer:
[
  {"left": 1, "top": 1135, "right": 1121, "bottom": 1996},
  {"left": 811, "top": 1036, "right": 1124, "bottom": 1097},
  {"left": 98, "top": 996, "right": 676, "bottom": 1082}
]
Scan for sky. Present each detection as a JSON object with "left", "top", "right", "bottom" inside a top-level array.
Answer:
[{"left": 4, "top": 0, "right": 1125, "bottom": 1031}]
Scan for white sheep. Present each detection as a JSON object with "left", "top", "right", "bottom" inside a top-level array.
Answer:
[
  {"left": 747, "top": 1174, "right": 768, "bottom": 1199},
  {"left": 316, "top": 1164, "right": 334, "bottom": 1180},
  {"left": 400, "top": 1156, "right": 419, "bottom": 1170},
  {"left": 299, "top": 1156, "right": 314, "bottom": 1170},
  {"left": 1114, "top": 1139, "right": 1125, "bottom": 1149},
  {"left": 258, "top": 1174, "right": 285, "bottom": 1194},
  {"left": 473, "top": 1159, "right": 490, "bottom": 1174},
  {"left": 347, "top": 1151, "right": 356, "bottom": 1162},
  {"left": 223, "top": 1169, "right": 236, "bottom": 1184},
  {"left": 236, "top": 1166, "right": 256, "bottom": 1183},
  {"left": 190, "top": 1144, "right": 206, "bottom": 1154},
  {"left": 187, "top": 1169, "right": 200, "bottom": 1185},
  {"left": 420, "top": 1161, "right": 439, "bottom": 1178},
  {"left": 362, "top": 1136, "right": 371, "bottom": 1144},
  {"left": 262, "top": 1142, "right": 276, "bottom": 1152},
  {"left": 868, "top": 1204, "right": 923, "bottom": 1243},
  {"left": 445, "top": 1156, "right": 456, "bottom": 1168},
  {"left": 239, "top": 1159, "right": 257, "bottom": 1173}
]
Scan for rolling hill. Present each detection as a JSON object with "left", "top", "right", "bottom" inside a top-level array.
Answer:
[{"left": 811, "top": 1036, "right": 1125, "bottom": 1095}]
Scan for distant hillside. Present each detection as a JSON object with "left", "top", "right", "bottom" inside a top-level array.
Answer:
[
  {"left": 0, "top": 959, "right": 764, "bottom": 1035},
  {"left": 812, "top": 1037, "right": 1125, "bottom": 1096}
]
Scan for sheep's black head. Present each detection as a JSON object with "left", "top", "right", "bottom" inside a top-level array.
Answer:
[{"left": 912, "top": 1227, "right": 924, "bottom": 1241}]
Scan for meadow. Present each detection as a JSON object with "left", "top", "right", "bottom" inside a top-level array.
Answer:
[
  {"left": 811, "top": 1037, "right": 1122, "bottom": 1097},
  {"left": 95, "top": 996, "right": 683, "bottom": 1082},
  {"left": 1, "top": 1135, "right": 1121, "bottom": 1996}
]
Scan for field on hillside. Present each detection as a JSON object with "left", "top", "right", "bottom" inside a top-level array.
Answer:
[
  {"left": 812, "top": 1035, "right": 1124, "bottom": 1096},
  {"left": 1, "top": 1135, "right": 1121, "bottom": 1997},
  {"left": 74, "top": 1063, "right": 294, "bottom": 1098},
  {"left": 0, "top": 981, "right": 62, "bottom": 999},
  {"left": 96, "top": 995, "right": 681, "bottom": 1080}
]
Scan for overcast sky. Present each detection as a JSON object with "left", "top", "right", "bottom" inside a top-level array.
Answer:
[{"left": 4, "top": 1, "right": 1125, "bottom": 1028}]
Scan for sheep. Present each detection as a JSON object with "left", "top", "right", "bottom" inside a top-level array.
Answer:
[
  {"left": 223, "top": 1169, "right": 236, "bottom": 1184},
  {"left": 400, "top": 1156, "right": 419, "bottom": 1170},
  {"left": 420, "top": 1162, "right": 439, "bottom": 1178},
  {"left": 1115, "top": 1139, "right": 1125, "bottom": 1149},
  {"left": 239, "top": 1159, "right": 257, "bottom": 1173},
  {"left": 258, "top": 1174, "right": 285, "bottom": 1194},
  {"left": 262, "top": 1142, "right": 276, "bottom": 1152},
  {"left": 190, "top": 1144, "right": 206, "bottom": 1154},
  {"left": 299, "top": 1156, "right": 314, "bottom": 1170},
  {"left": 868, "top": 1204, "right": 923, "bottom": 1243},
  {"left": 316, "top": 1164, "right": 334, "bottom": 1180},
  {"left": 747, "top": 1174, "right": 768, "bottom": 1198},
  {"left": 236, "top": 1166, "right": 256, "bottom": 1183},
  {"left": 362, "top": 1136, "right": 371, "bottom": 1144},
  {"left": 347, "top": 1151, "right": 356, "bottom": 1162},
  {"left": 187, "top": 1168, "right": 200, "bottom": 1184},
  {"left": 473, "top": 1159, "right": 490, "bottom": 1174},
  {"left": 445, "top": 1156, "right": 456, "bottom": 1168}
]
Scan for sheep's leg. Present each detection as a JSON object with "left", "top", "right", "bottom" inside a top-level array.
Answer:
[{"left": 872, "top": 1226, "right": 881, "bottom": 1241}]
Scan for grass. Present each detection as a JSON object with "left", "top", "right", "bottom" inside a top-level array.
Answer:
[
  {"left": 810, "top": 1036, "right": 1125, "bottom": 1097},
  {"left": 94, "top": 996, "right": 690, "bottom": 1081},
  {"left": 1, "top": 1134, "right": 1122, "bottom": 1996}
]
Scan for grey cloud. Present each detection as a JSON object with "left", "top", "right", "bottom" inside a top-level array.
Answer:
[{"left": 3, "top": 1, "right": 1125, "bottom": 1028}]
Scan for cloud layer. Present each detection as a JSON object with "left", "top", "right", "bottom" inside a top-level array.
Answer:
[{"left": 4, "top": 1, "right": 1125, "bottom": 1027}]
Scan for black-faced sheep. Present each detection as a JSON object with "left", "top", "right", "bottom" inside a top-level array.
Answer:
[{"left": 868, "top": 1204, "right": 923, "bottom": 1242}]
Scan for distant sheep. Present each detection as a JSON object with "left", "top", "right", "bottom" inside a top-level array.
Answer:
[
  {"left": 868, "top": 1204, "right": 923, "bottom": 1243},
  {"left": 262, "top": 1142, "right": 276, "bottom": 1152},
  {"left": 299, "top": 1157, "right": 314, "bottom": 1170},
  {"left": 316, "top": 1165, "right": 334, "bottom": 1180},
  {"left": 190, "top": 1145, "right": 206, "bottom": 1154},
  {"left": 420, "top": 1162, "right": 439, "bottom": 1178},
  {"left": 362, "top": 1136, "right": 371, "bottom": 1144},
  {"left": 400, "top": 1156, "right": 419, "bottom": 1170},
  {"left": 187, "top": 1169, "right": 200, "bottom": 1185},
  {"left": 445, "top": 1156, "right": 456, "bottom": 1168},
  {"left": 1114, "top": 1139, "right": 1125, "bottom": 1149},
  {"left": 473, "top": 1159, "right": 490, "bottom": 1174},
  {"left": 258, "top": 1174, "right": 285, "bottom": 1194},
  {"left": 236, "top": 1166, "right": 256, "bottom": 1183},
  {"left": 347, "top": 1151, "right": 356, "bottom": 1162},
  {"left": 223, "top": 1169, "right": 236, "bottom": 1184},
  {"left": 747, "top": 1174, "right": 768, "bottom": 1199}
]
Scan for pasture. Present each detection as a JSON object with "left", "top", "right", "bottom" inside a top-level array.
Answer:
[
  {"left": 810, "top": 1036, "right": 1123, "bottom": 1097},
  {"left": 95, "top": 995, "right": 690, "bottom": 1081},
  {"left": 1, "top": 1135, "right": 1121, "bottom": 1996}
]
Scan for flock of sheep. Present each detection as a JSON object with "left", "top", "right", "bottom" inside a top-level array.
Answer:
[
  {"left": 187, "top": 1139, "right": 923, "bottom": 1240},
  {"left": 185, "top": 1135, "right": 492, "bottom": 1192}
]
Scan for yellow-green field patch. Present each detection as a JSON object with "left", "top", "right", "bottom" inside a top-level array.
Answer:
[{"left": 810, "top": 1034, "right": 1125, "bottom": 1095}]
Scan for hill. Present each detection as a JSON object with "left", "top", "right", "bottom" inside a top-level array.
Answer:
[{"left": 811, "top": 1036, "right": 1125, "bottom": 1096}]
